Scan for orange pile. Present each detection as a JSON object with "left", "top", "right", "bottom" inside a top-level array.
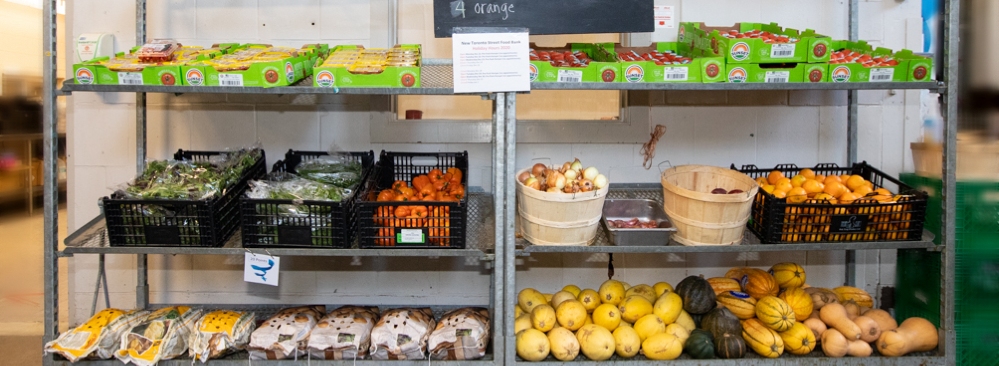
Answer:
[{"left": 372, "top": 167, "right": 464, "bottom": 246}]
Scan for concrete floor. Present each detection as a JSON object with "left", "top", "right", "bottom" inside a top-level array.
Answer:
[{"left": 0, "top": 207, "right": 68, "bottom": 365}]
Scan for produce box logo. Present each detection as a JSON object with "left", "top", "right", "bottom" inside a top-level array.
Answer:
[
  {"left": 813, "top": 43, "right": 828, "bottom": 58},
  {"left": 75, "top": 68, "right": 94, "bottom": 85},
  {"left": 913, "top": 65, "right": 928, "bottom": 80},
  {"left": 400, "top": 72, "right": 417, "bottom": 87},
  {"left": 730, "top": 42, "right": 750, "bottom": 61},
  {"left": 159, "top": 71, "right": 177, "bottom": 86},
  {"left": 807, "top": 68, "right": 824, "bottom": 83},
  {"left": 528, "top": 64, "right": 539, "bottom": 82},
  {"left": 705, "top": 62, "right": 721, "bottom": 78},
  {"left": 315, "top": 70, "right": 335, "bottom": 88},
  {"left": 728, "top": 67, "right": 748, "bottom": 83},
  {"left": 624, "top": 64, "right": 644, "bottom": 83},
  {"left": 263, "top": 67, "right": 281, "bottom": 84},
  {"left": 831, "top": 66, "right": 851, "bottom": 83},
  {"left": 185, "top": 69, "right": 204, "bottom": 86},
  {"left": 284, "top": 62, "right": 295, "bottom": 83}
]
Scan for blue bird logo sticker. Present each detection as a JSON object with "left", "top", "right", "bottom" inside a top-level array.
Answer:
[{"left": 251, "top": 259, "right": 275, "bottom": 281}]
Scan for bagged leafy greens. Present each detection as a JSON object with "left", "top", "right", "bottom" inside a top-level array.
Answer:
[{"left": 116, "top": 148, "right": 262, "bottom": 201}]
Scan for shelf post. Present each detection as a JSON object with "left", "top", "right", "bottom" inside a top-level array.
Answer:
[
  {"left": 503, "top": 92, "right": 517, "bottom": 365},
  {"left": 940, "top": 0, "right": 960, "bottom": 360},
  {"left": 491, "top": 92, "right": 507, "bottom": 365},
  {"left": 135, "top": 0, "right": 150, "bottom": 310},
  {"left": 42, "top": 0, "right": 60, "bottom": 363},
  {"left": 844, "top": 0, "right": 861, "bottom": 288}
]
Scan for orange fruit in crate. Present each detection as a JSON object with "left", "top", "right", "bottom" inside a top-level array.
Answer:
[
  {"left": 839, "top": 174, "right": 852, "bottom": 183},
  {"left": 852, "top": 185, "right": 873, "bottom": 198},
  {"left": 768, "top": 170, "right": 786, "bottom": 185},
  {"left": 814, "top": 174, "right": 826, "bottom": 183},
  {"left": 775, "top": 181, "right": 794, "bottom": 193},
  {"left": 790, "top": 175, "right": 807, "bottom": 188},
  {"left": 772, "top": 190, "right": 787, "bottom": 199},
  {"left": 823, "top": 182, "right": 848, "bottom": 197},
  {"left": 823, "top": 175, "right": 842, "bottom": 186},
  {"left": 838, "top": 192, "right": 859, "bottom": 204},
  {"left": 845, "top": 175, "right": 867, "bottom": 191},
  {"left": 802, "top": 180, "right": 825, "bottom": 196},
  {"left": 787, "top": 187, "right": 808, "bottom": 204},
  {"left": 756, "top": 177, "right": 769, "bottom": 186},
  {"left": 799, "top": 168, "right": 816, "bottom": 180},
  {"left": 813, "top": 193, "right": 837, "bottom": 203},
  {"left": 872, "top": 188, "right": 893, "bottom": 202}
]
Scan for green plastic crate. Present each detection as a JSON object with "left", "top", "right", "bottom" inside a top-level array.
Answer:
[
  {"left": 895, "top": 248, "right": 941, "bottom": 327},
  {"left": 955, "top": 304, "right": 999, "bottom": 366}
]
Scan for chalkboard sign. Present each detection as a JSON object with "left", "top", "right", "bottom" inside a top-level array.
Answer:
[{"left": 434, "top": 0, "right": 654, "bottom": 38}]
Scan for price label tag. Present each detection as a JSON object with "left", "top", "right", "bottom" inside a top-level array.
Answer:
[
  {"left": 557, "top": 69, "right": 583, "bottom": 82},
  {"left": 869, "top": 68, "right": 895, "bottom": 82},
  {"left": 663, "top": 67, "right": 688, "bottom": 81},
  {"left": 117, "top": 72, "right": 143, "bottom": 85},
  {"left": 770, "top": 44, "right": 796, "bottom": 58},
  {"left": 764, "top": 71, "right": 791, "bottom": 83},
  {"left": 244, "top": 253, "right": 279, "bottom": 286},
  {"left": 397, "top": 229, "right": 426, "bottom": 244},
  {"left": 452, "top": 29, "right": 530, "bottom": 93},
  {"left": 218, "top": 73, "right": 244, "bottom": 87}
]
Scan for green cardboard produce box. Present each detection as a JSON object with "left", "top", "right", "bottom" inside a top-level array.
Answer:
[
  {"left": 313, "top": 44, "right": 421, "bottom": 88},
  {"left": 828, "top": 40, "right": 934, "bottom": 82},
  {"left": 684, "top": 22, "right": 831, "bottom": 64},
  {"left": 183, "top": 44, "right": 315, "bottom": 88},
  {"left": 726, "top": 63, "right": 805, "bottom": 83},
  {"left": 73, "top": 57, "right": 185, "bottom": 86},
  {"left": 529, "top": 43, "right": 613, "bottom": 83},
  {"left": 594, "top": 42, "right": 725, "bottom": 83}
]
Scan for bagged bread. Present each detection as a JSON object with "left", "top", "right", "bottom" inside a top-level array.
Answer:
[
  {"left": 369, "top": 308, "right": 436, "bottom": 360},
  {"left": 188, "top": 310, "right": 256, "bottom": 362},
  {"left": 248, "top": 305, "right": 325, "bottom": 360},
  {"left": 428, "top": 307, "right": 490, "bottom": 360},
  {"left": 307, "top": 306, "right": 380, "bottom": 360},
  {"left": 115, "top": 306, "right": 203, "bottom": 366},
  {"left": 44, "top": 308, "right": 147, "bottom": 362}
]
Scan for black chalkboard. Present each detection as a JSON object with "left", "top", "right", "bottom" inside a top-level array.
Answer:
[{"left": 433, "top": 0, "right": 654, "bottom": 38}]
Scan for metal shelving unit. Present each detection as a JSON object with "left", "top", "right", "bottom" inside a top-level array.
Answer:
[{"left": 41, "top": 0, "right": 960, "bottom": 365}]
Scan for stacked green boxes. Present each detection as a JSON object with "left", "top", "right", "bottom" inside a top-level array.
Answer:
[
  {"left": 827, "top": 41, "right": 935, "bottom": 83},
  {"left": 526, "top": 43, "right": 614, "bottom": 83},
  {"left": 183, "top": 44, "right": 323, "bottom": 88},
  {"left": 312, "top": 44, "right": 422, "bottom": 88},
  {"left": 595, "top": 42, "right": 725, "bottom": 83},
  {"left": 898, "top": 173, "right": 999, "bottom": 365},
  {"left": 72, "top": 48, "right": 221, "bottom": 86}
]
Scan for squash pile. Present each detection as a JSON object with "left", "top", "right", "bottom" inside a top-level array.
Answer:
[{"left": 516, "top": 262, "right": 940, "bottom": 361}]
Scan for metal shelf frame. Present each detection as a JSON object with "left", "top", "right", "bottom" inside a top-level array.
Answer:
[{"left": 41, "top": 1, "right": 960, "bottom": 365}]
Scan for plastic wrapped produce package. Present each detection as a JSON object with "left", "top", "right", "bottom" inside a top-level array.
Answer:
[
  {"left": 115, "top": 307, "right": 203, "bottom": 366},
  {"left": 44, "top": 308, "right": 148, "bottom": 362},
  {"left": 247, "top": 305, "right": 325, "bottom": 360},
  {"left": 307, "top": 306, "right": 380, "bottom": 360},
  {"left": 188, "top": 310, "right": 256, "bottom": 362},
  {"left": 428, "top": 307, "right": 491, "bottom": 360},
  {"left": 369, "top": 308, "right": 437, "bottom": 360}
]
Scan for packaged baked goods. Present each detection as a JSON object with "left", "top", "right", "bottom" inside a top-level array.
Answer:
[
  {"left": 307, "top": 306, "right": 380, "bottom": 360},
  {"left": 428, "top": 307, "right": 490, "bottom": 360},
  {"left": 44, "top": 308, "right": 147, "bottom": 362},
  {"left": 247, "top": 305, "right": 325, "bottom": 360},
  {"left": 369, "top": 308, "right": 436, "bottom": 360},
  {"left": 115, "top": 306, "right": 203, "bottom": 366},
  {"left": 188, "top": 310, "right": 256, "bottom": 362}
]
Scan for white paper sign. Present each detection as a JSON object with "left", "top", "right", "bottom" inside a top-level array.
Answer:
[
  {"left": 654, "top": 6, "right": 674, "bottom": 29},
  {"left": 452, "top": 31, "right": 530, "bottom": 93},
  {"left": 244, "top": 253, "right": 280, "bottom": 286}
]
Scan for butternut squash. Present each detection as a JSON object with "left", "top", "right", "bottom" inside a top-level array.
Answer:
[
  {"left": 847, "top": 338, "right": 873, "bottom": 357},
  {"left": 843, "top": 300, "right": 862, "bottom": 320},
  {"left": 833, "top": 286, "right": 874, "bottom": 308},
  {"left": 853, "top": 315, "right": 881, "bottom": 343},
  {"left": 804, "top": 287, "right": 839, "bottom": 309},
  {"left": 803, "top": 318, "right": 827, "bottom": 341},
  {"left": 877, "top": 317, "right": 938, "bottom": 357},
  {"left": 820, "top": 328, "right": 848, "bottom": 357},
  {"left": 862, "top": 308, "right": 898, "bottom": 332},
  {"left": 819, "top": 303, "right": 862, "bottom": 340}
]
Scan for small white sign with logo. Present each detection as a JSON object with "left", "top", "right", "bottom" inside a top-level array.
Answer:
[
  {"left": 654, "top": 6, "right": 674, "bottom": 29},
  {"left": 765, "top": 71, "right": 791, "bottom": 83},
  {"left": 452, "top": 30, "right": 530, "bottom": 93},
  {"left": 869, "top": 68, "right": 895, "bottom": 82},
  {"left": 117, "top": 72, "right": 143, "bottom": 85},
  {"left": 244, "top": 253, "right": 280, "bottom": 286}
]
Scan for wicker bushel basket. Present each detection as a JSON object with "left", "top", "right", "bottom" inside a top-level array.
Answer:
[
  {"left": 516, "top": 168, "right": 610, "bottom": 246},
  {"left": 660, "top": 165, "right": 758, "bottom": 246}
]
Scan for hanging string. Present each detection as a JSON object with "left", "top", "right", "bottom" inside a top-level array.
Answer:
[{"left": 641, "top": 125, "right": 667, "bottom": 170}]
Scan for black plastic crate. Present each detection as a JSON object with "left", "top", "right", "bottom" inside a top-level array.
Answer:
[
  {"left": 358, "top": 151, "right": 469, "bottom": 249},
  {"left": 734, "top": 162, "right": 927, "bottom": 244},
  {"left": 103, "top": 149, "right": 266, "bottom": 247},
  {"left": 240, "top": 150, "right": 375, "bottom": 248}
]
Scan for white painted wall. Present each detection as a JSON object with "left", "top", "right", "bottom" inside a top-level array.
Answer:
[{"left": 66, "top": 0, "right": 926, "bottom": 324}]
